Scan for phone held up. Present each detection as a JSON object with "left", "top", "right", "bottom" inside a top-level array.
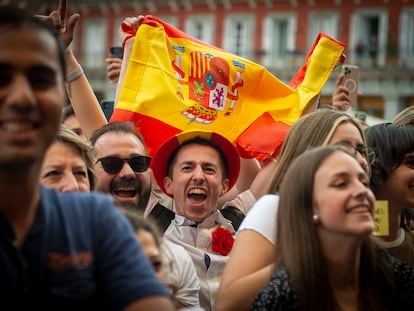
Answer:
[
  {"left": 341, "top": 64, "right": 360, "bottom": 108},
  {"left": 109, "top": 46, "right": 123, "bottom": 59},
  {"left": 100, "top": 100, "right": 114, "bottom": 121}
]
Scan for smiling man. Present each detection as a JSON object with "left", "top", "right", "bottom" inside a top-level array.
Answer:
[
  {"left": 90, "top": 121, "right": 175, "bottom": 232},
  {"left": 152, "top": 130, "right": 241, "bottom": 311},
  {"left": 91, "top": 121, "right": 152, "bottom": 210},
  {"left": 0, "top": 4, "right": 173, "bottom": 310}
]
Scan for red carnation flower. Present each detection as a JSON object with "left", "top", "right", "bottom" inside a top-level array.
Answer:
[{"left": 212, "top": 227, "right": 234, "bottom": 256}]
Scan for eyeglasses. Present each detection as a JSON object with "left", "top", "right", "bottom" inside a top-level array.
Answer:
[
  {"left": 96, "top": 155, "right": 151, "bottom": 174},
  {"left": 336, "top": 142, "right": 376, "bottom": 165}
]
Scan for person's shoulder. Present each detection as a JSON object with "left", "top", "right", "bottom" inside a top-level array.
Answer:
[
  {"left": 237, "top": 194, "right": 279, "bottom": 243},
  {"left": 252, "top": 265, "right": 297, "bottom": 310},
  {"left": 381, "top": 247, "right": 414, "bottom": 309},
  {"left": 163, "top": 239, "right": 191, "bottom": 259},
  {"left": 40, "top": 186, "right": 119, "bottom": 222},
  {"left": 244, "top": 194, "right": 279, "bottom": 219},
  {"left": 256, "top": 194, "right": 280, "bottom": 206}
]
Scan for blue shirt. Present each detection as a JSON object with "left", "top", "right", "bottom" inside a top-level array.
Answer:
[{"left": 0, "top": 186, "right": 169, "bottom": 310}]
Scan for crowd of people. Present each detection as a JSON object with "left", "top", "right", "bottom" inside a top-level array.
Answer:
[{"left": 2, "top": 0, "right": 414, "bottom": 310}]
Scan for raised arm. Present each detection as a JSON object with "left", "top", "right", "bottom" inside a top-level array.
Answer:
[
  {"left": 331, "top": 72, "right": 351, "bottom": 111},
  {"left": 114, "top": 16, "right": 144, "bottom": 105},
  {"left": 42, "top": 0, "right": 107, "bottom": 139},
  {"left": 65, "top": 46, "right": 108, "bottom": 139}
]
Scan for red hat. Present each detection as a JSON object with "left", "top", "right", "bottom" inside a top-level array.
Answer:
[{"left": 152, "top": 131, "right": 240, "bottom": 196}]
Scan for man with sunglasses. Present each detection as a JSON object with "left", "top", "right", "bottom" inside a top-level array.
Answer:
[
  {"left": 90, "top": 121, "right": 202, "bottom": 308},
  {"left": 90, "top": 121, "right": 175, "bottom": 232}
]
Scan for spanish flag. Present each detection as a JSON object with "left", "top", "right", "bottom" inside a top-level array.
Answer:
[{"left": 111, "top": 15, "right": 345, "bottom": 162}]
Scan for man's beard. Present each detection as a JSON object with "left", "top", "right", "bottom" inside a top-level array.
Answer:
[
  {"left": 136, "top": 185, "right": 151, "bottom": 211},
  {"left": 108, "top": 178, "right": 152, "bottom": 211}
]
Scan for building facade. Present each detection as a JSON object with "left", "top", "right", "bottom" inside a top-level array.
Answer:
[{"left": 14, "top": 0, "right": 414, "bottom": 120}]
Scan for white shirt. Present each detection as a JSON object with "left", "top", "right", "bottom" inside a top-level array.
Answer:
[
  {"left": 162, "top": 239, "right": 201, "bottom": 308},
  {"left": 238, "top": 194, "right": 279, "bottom": 245},
  {"left": 164, "top": 211, "right": 235, "bottom": 311}
]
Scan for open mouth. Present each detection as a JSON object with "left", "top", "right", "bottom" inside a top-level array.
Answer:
[
  {"left": 112, "top": 186, "right": 137, "bottom": 198},
  {"left": 1, "top": 121, "right": 38, "bottom": 132},
  {"left": 188, "top": 188, "right": 207, "bottom": 204}
]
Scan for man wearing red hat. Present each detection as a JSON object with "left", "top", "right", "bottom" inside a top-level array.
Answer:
[{"left": 152, "top": 130, "right": 242, "bottom": 311}]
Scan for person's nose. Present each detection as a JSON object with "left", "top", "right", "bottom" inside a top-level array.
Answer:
[
  {"left": 117, "top": 161, "right": 136, "bottom": 178},
  {"left": 354, "top": 180, "right": 371, "bottom": 201},
  {"left": 4, "top": 74, "right": 36, "bottom": 110},
  {"left": 355, "top": 152, "right": 369, "bottom": 173},
  {"left": 60, "top": 173, "right": 81, "bottom": 192},
  {"left": 192, "top": 165, "right": 205, "bottom": 181}
]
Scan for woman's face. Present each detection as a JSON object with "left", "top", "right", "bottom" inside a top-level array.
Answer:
[
  {"left": 135, "top": 230, "right": 167, "bottom": 283},
  {"left": 40, "top": 141, "right": 90, "bottom": 192},
  {"left": 313, "top": 151, "right": 375, "bottom": 239},
  {"left": 376, "top": 151, "right": 414, "bottom": 211},
  {"left": 328, "top": 121, "right": 369, "bottom": 173}
]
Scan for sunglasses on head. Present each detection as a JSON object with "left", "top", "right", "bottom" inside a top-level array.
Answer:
[{"left": 96, "top": 155, "right": 152, "bottom": 174}]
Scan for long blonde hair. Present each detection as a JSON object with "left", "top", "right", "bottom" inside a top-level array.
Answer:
[{"left": 268, "top": 109, "right": 366, "bottom": 193}]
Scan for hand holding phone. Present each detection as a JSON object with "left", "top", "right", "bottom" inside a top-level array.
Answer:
[
  {"left": 341, "top": 64, "right": 360, "bottom": 107},
  {"left": 109, "top": 46, "right": 123, "bottom": 59}
]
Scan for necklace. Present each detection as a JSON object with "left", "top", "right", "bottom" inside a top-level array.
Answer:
[{"left": 377, "top": 228, "right": 405, "bottom": 248}]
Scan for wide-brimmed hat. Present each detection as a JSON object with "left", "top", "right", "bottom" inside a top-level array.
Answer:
[{"left": 152, "top": 131, "right": 240, "bottom": 196}]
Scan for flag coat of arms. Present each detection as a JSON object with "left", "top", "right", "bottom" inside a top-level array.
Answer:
[{"left": 111, "top": 15, "right": 345, "bottom": 162}]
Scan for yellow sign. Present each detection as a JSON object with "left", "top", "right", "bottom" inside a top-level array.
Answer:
[{"left": 373, "top": 200, "right": 389, "bottom": 236}]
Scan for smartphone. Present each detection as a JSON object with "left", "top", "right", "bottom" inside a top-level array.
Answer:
[
  {"left": 100, "top": 100, "right": 114, "bottom": 121},
  {"left": 341, "top": 64, "right": 360, "bottom": 107},
  {"left": 109, "top": 46, "right": 123, "bottom": 59}
]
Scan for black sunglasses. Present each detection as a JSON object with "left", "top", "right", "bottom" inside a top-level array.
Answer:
[{"left": 96, "top": 155, "right": 151, "bottom": 174}]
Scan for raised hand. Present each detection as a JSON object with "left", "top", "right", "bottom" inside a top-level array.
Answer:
[{"left": 37, "top": 0, "right": 80, "bottom": 48}]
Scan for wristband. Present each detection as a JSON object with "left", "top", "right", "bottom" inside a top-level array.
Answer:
[{"left": 66, "top": 65, "right": 84, "bottom": 82}]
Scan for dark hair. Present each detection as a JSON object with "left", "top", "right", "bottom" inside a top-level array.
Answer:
[
  {"left": 276, "top": 145, "right": 392, "bottom": 311},
  {"left": 166, "top": 136, "right": 228, "bottom": 181},
  {"left": 365, "top": 123, "right": 414, "bottom": 196},
  {"left": 0, "top": 6, "right": 67, "bottom": 80},
  {"left": 89, "top": 121, "right": 148, "bottom": 155},
  {"left": 118, "top": 208, "right": 162, "bottom": 248}
]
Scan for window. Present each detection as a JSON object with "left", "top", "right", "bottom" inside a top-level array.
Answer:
[
  {"left": 223, "top": 14, "right": 254, "bottom": 59},
  {"left": 113, "top": 17, "right": 124, "bottom": 46},
  {"left": 400, "top": 8, "right": 414, "bottom": 67},
  {"left": 308, "top": 11, "right": 339, "bottom": 49},
  {"left": 157, "top": 16, "right": 178, "bottom": 27},
  {"left": 349, "top": 9, "right": 388, "bottom": 67},
  {"left": 83, "top": 19, "right": 107, "bottom": 68},
  {"left": 359, "top": 96, "right": 385, "bottom": 118},
  {"left": 185, "top": 15, "right": 215, "bottom": 44},
  {"left": 262, "top": 13, "right": 296, "bottom": 69}
]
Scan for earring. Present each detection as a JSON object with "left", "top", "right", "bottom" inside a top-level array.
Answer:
[{"left": 312, "top": 214, "right": 319, "bottom": 224}]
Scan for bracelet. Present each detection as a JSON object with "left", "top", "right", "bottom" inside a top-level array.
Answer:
[{"left": 66, "top": 65, "right": 84, "bottom": 82}]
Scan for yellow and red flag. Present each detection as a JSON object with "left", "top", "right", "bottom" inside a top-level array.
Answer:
[{"left": 111, "top": 15, "right": 345, "bottom": 162}]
